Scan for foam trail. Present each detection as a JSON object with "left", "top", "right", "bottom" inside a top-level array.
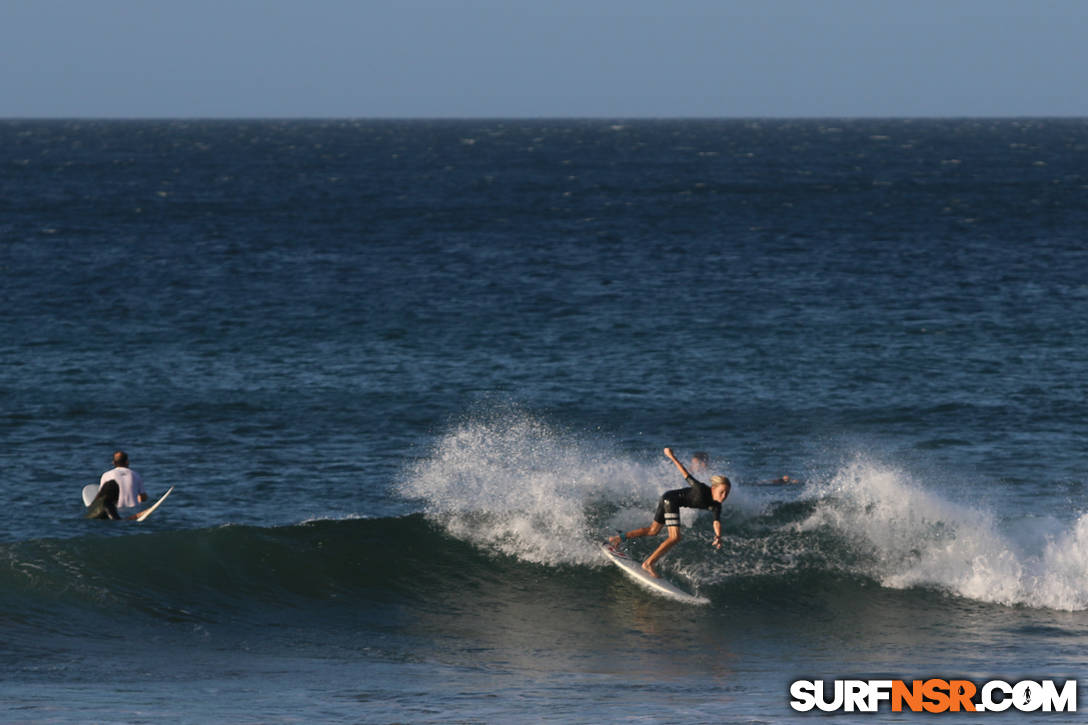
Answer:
[
  {"left": 398, "top": 408, "right": 668, "bottom": 566},
  {"left": 400, "top": 412, "right": 1088, "bottom": 611}
]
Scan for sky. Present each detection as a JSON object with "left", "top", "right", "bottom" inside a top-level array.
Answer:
[{"left": 2, "top": 0, "right": 1087, "bottom": 118}]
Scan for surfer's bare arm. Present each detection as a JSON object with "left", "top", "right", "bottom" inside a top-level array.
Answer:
[
  {"left": 712, "top": 519, "right": 722, "bottom": 549},
  {"left": 663, "top": 447, "right": 690, "bottom": 479}
]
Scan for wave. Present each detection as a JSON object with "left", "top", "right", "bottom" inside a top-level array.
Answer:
[
  {"left": 4, "top": 498, "right": 1087, "bottom": 646},
  {"left": 398, "top": 407, "right": 1088, "bottom": 611},
  {"left": 792, "top": 457, "right": 1088, "bottom": 610},
  {"left": 4, "top": 412, "right": 1087, "bottom": 637},
  {"left": 0, "top": 516, "right": 487, "bottom": 626},
  {"left": 0, "top": 512, "right": 842, "bottom": 639}
]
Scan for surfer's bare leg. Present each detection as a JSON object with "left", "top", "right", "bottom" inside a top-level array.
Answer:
[
  {"left": 642, "top": 526, "right": 681, "bottom": 578},
  {"left": 610, "top": 521, "right": 663, "bottom": 547}
]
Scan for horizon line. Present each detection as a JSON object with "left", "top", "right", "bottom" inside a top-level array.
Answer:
[{"left": 3, "top": 114, "right": 1088, "bottom": 122}]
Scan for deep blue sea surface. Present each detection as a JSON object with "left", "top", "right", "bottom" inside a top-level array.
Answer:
[{"left": 3, "top": 119, "right": 1088, "bottom": 722}]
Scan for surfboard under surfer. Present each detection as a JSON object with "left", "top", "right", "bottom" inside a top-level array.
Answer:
[
  {"left": 84, "top": 479, "right": 159, "bottom": 520},
  {"left": 609, "top": 447, "right": 731, "bottom": 578}
]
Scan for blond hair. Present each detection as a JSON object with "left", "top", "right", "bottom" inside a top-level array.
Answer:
[{"left": 710, "top": 475, "right": 731, "bottom": 490}]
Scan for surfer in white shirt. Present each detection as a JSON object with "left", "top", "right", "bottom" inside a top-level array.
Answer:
[
  {"left": 99, "top": 451, "right": 148, "bottom": 509},
  {"left": 85, "top": 478, "right": 158, "bottom": 521}
]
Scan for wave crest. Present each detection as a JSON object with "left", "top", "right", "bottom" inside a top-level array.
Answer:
[
  {"left": 797, "top": 456, "right": 1088, "bottom": 610},
  {"left": 399, "top": 410, "right": 1088, "bottom": 611}
]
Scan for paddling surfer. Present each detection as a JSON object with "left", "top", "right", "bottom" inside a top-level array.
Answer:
[
  {"left": 609, "top": 447, "right": 731, "bottom": 578},
  {"left": 759, "top": 474, "right": 799, "bottom": 485}
]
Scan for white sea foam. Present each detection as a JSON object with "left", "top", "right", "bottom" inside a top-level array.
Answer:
[
  {"left": 399, "top": 408, "right": 662, "bottom": 566},
  {"left": 396, "top": 406, "right": 756, "bottom": 568},
  {"left": 400, "top": 410, "right": 1088, "bottom": 611},
  {"left": 797, "top": 455, "right": 1088, "bottom": 611}
]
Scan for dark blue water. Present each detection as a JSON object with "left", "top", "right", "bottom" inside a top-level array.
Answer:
[{"left": 3, "top": 119, "right": 1088, "bottom": 722}]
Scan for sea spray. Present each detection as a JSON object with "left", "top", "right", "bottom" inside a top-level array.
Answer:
[
  {"left": 795, "top": 455, "right": 1088, "bottom": 611},
  {"left": 399, "top": 409, "right": 654, "bottom": 565},
  {"left": 398, "top": 406, "right": 777, "bottom": 581},
  {"left": 1033, "top": 514, "right": 1088, "bottom": 610},
  {"left": 400, "top": 411, "right": 1088, "bottom": 611}
]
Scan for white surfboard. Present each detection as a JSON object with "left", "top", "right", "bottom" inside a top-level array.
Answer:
[
  {"left": 82, "top": 484, "right": 174, "bottom": 521},
  {"left": 135, "top": 486, "right": 174, "bottom": 522},
  {"left": 601, "top": 543, "right": 709, "bottom": 605}
]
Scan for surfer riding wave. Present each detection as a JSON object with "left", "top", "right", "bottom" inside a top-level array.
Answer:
[{"left": 609, "top": 447, "right": 731, "bottom": 577}]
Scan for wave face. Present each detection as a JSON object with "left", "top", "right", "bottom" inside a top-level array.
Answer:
[
  {"left": 399, "top": 408, "right": 1088, "bottom": 612},
  {"left": 5, "top": 415, "right": 1087, "bottom": 648}
]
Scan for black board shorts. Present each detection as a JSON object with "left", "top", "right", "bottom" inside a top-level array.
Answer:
[{"left": 653, "top": 490, "right": 683, "bottom": 528}]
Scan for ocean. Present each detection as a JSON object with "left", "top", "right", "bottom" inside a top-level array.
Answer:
[{"left": 2, "top": 118, "right": 1087, "bottom": 723}]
